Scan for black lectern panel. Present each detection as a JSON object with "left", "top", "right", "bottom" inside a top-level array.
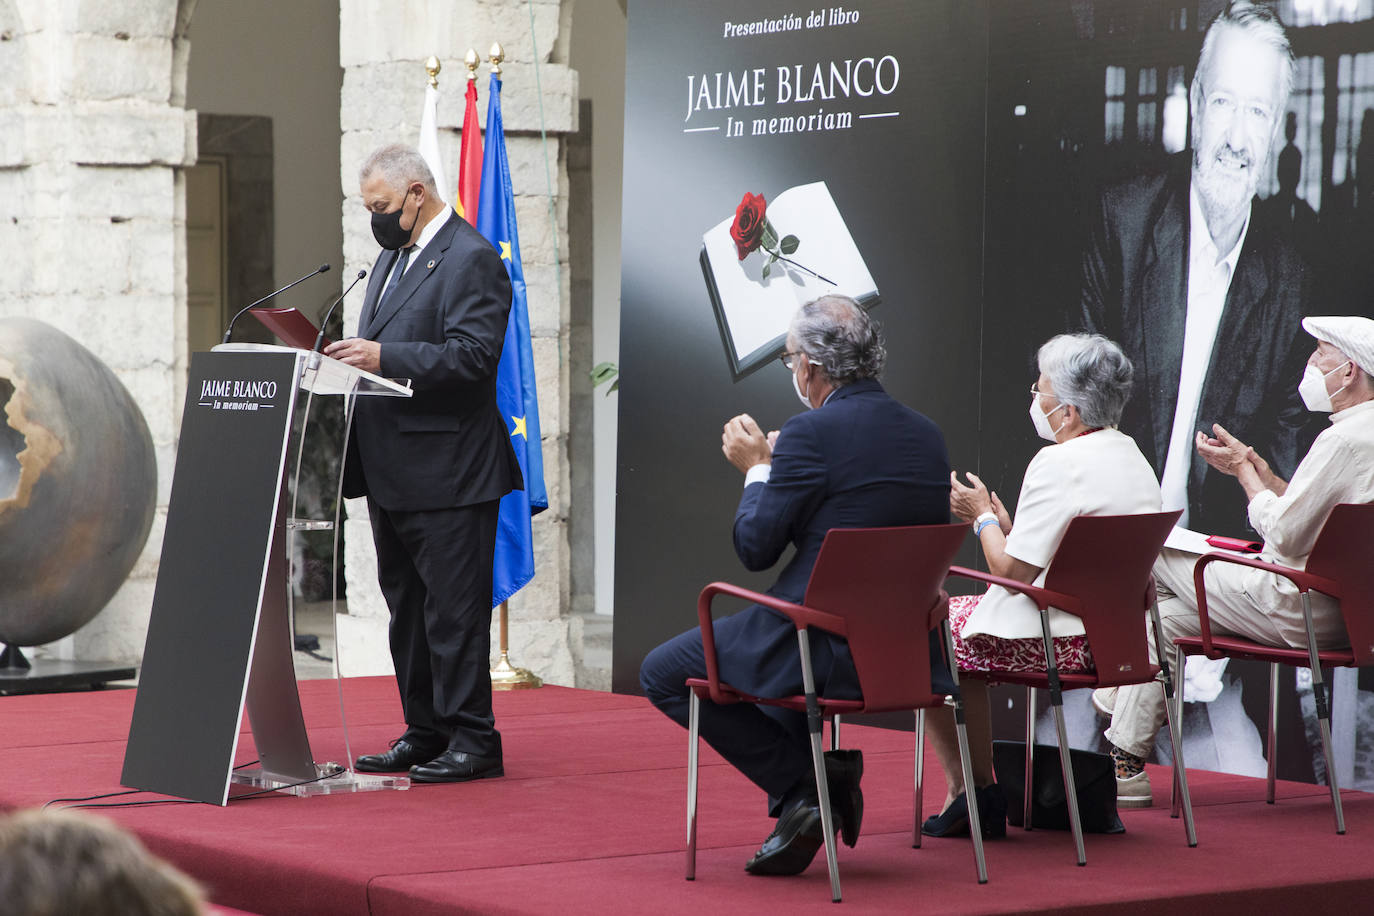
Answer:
[{"left": 122, "top": 351, "right": 301, "bottom": 805}]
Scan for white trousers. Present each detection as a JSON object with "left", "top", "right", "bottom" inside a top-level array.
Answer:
[{"left": 1104, "top": 548, "right": 1348, "bottom": 758}]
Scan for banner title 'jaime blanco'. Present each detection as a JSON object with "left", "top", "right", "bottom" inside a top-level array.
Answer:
[
  {"left": 684, "top": 57, "right": 901, "bottom": 138},
  {"left": 198, "top": 378, "right": 280, "bottom": 411}
]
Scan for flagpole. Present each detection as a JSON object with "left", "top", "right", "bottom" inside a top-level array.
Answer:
[{"left": 491, "top": 600, "right": 542, "bottom": 689}]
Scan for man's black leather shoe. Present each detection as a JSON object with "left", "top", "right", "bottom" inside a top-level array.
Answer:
[
  {"left": 409, "top": 750, "right": 505, "bottom": 783},
  {"left": 744, "top": 796, "right": 824, "bottom": 876},
  {"left": 355, "top": 740, "right": 439, "bottom": 773}
]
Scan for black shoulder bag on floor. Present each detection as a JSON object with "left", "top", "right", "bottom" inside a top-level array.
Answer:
[{"left": 992, "top": 740, "right": 1125, "bottom": 834}]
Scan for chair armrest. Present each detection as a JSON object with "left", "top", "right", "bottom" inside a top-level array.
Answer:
[
  {"left": 945, "top": 565, "right": 1082, "bottom": 617},
  {"left": 1190, "top": 552, "right": 1342, "bottom": 658},
  {"left": 695, "top": 582, "right": 849, "bottom": 706}
]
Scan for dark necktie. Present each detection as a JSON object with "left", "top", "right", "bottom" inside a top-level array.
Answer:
[{"left": 371, "top": 246, "right": 413, "bottom": 324}]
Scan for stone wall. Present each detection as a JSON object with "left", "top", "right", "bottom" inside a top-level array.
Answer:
[
  {"left": 336, "top": 0, "right": 579, "bottom": 684},
  {"left": 0, "top": 0, "right": 197, "bottom": 662}
]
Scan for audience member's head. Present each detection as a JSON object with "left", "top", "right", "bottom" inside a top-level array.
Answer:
[
  {"left": 788, "top": 294, "right": 885, "bottom": 387},
  {"left": 0, "top": 808, "right": 207, "bottom": 916},
  {"left": 1300, "top": 316, "right": 1374, "bottom": 411},
  {"left": 1037, "top": 333, "right": 1134, "bottom": 429}
]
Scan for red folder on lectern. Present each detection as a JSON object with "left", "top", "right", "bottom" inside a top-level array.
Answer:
[{"left": 250, "top": 307, "right": 329, "bottom": 349}]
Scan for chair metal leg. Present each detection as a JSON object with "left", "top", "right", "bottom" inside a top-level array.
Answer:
[
  {"left": 1161, "top": 668, "right": 1197, "bottom": 846},
  {"left": 1023, "top": 686, "right": 1036, "bottom": 831},
  {"left": 954, "top": 706, "right": 990, "bottom": 883},
  {"left": 798, "top": 628, "right": 842, "bottom": 901},
  {"left": 686, "top": 691, "right": 700, "bottom": 880},
  {"left": 831, "top": 714, "right": 842, "bottom": 751},
  {"left": 1040, "top": 607, "right": 1085, "bottom": 865},
  {"left": 1050, "top": 697, "right": 1087, "bottom": 865},
  {"left": 1266, "top": 662, "right": 1279, "bottom": 805},
  {"left": 1170, "top": 646, "right": 1184, "bottom": 819},
  {"left": 913, "top": 708, "right": 925, "bottom": 848},
  {"left": 1300, "top": 593, "right": 1345, "bottom": 835},
  {"left": 937, "top": 620, "right": 987, "bottom": 882}
]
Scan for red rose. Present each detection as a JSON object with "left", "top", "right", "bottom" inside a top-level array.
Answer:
[{"left": 730, "top": 192, "right": 767, "bottom": 260}]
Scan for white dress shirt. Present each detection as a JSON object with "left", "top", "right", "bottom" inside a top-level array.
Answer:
[{"left": 1159, "top": 189, "right": 1250, "bottom": 527}]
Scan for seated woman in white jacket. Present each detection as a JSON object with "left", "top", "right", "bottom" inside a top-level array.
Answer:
[{"left": 923, "top": 332, "right": 1161, "bottom": 838}]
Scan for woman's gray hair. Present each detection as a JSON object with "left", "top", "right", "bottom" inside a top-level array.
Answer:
[
  {"left": 789, "top": 295, "right": 885, "bottom": 385},
  {"left": 1037, "top": 333, "right": 1134, "bottom": 428},
  {"left": 359, "top": 143, "right": 438, "bottom": 196}
]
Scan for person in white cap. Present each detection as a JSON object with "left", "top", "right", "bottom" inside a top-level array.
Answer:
[{"left": 1099, "top": 315, "right": 1374, "bottom": 806}]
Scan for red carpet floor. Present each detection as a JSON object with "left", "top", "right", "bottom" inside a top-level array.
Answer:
[{"left": 3, "top": 677, "right": 1373, "bottom": 914}]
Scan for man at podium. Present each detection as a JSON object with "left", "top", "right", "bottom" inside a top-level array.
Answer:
[{"left": 325, "top": 144, "right": 522, "bottom": 783}]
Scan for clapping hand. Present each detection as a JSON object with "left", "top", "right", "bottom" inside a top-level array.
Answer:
[
  {"left": 721, "top": 414, "right": 772, "bottom": 473},
  {"left": 949, "top": 470, "right": 995, "bottom": 523},
  {"left": 1194, "top": 424, "right": 1254, "bottom": 478}
]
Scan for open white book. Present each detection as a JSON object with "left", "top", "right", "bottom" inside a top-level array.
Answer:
[{"left": 700, "top": 181, "right": 879, "bottom": 379}]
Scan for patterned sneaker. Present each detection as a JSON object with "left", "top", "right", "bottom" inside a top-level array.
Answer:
[
  {"left": 1091, "top": 686, "right": 1117, "bottom": 717},
  {"left": 1111, "top": 745, "right": 1152, "bottom": 808},
  {"left": 1116, "top": 769, "right": 1153, "bottom": 808}
]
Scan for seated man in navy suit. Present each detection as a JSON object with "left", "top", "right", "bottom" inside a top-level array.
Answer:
[{"left": 640, "top": 294, "right": 951, "bottom": 876}]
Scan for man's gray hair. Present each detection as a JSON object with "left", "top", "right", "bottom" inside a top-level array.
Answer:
[
  {"left": 1195, "top": 1, "right": 1294, "bottom": 113},
  {"left": 359, "top": 143, "right": 439, "bottom": 196},
  {"left": 789, "top": 295, "right": 885, "bottom": 385},
  {"left": 1037, "top": 333, "right": 1134, "bottom": 429}
]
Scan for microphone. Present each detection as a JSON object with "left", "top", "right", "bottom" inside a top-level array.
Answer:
[
  {"left": 314, "top": 269, "right": 368, "bottom": 353},
  {"left": 222, "top": 263, "right": 331, "bottom": 344}
]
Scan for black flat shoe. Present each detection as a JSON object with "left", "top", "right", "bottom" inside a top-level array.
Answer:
[
  {"left": 744, "top": 797, "right": 824, "bottom": 876},
  {"left": 922, "top": 791, "right": 971, "bottom": 837},
  {"left": 922, "top": 785, "right": 1008, "bottom": 839}
]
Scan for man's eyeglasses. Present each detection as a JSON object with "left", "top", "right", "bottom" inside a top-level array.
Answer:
[{"left": 780, "top": 351, "right": 804, "bottom": 370}]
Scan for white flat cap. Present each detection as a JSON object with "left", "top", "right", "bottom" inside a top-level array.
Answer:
[{"left": 1302, "top": 316, "right": 1374, "bottom": 374}]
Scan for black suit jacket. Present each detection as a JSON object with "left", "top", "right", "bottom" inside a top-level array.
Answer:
[
  {"left": 734, "top": 379, "right": 951, "bottom": 601},
  {"left": 1081, "top": 155, "right": 1316, "bottom": 536},
  {"left": 720, "top": 379, "right": 953, "bottom": 699},
  {"left": 343, "top": 211, "right": 522, "bottom": 511}
]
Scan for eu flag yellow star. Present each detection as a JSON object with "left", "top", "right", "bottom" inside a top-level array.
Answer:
[
  {"left": 510, "top": 415, "right": 527, "bottom": 439},
  {"left": 499, "top": 240, "right": 512, "bottom": 261}
]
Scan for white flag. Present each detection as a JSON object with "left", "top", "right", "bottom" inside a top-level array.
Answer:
[{"left": 419, "top": 84, "right": 448, "bottom": 198}]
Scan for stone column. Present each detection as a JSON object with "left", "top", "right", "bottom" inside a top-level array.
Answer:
[
  {"left": 337, "top": 0, "right": 578, "bottom": 684},
  {"left": 0, "top": 0, "right": 197, "bottom": 662}
]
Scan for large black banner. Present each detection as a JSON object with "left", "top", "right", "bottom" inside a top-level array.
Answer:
[
  {"left": 613, "top": 0, "right": 989, "bottom": 690},
  {"left": 617, "top": 1, "right": 1374, "bottom": 788}
]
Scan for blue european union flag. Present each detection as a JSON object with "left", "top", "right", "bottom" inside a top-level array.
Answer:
[{"left": 476, "top": 73, "right": 548, "bottom": 608}]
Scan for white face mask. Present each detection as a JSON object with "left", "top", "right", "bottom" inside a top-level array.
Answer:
[
  {"left": 1030, "top": 394, "right": 1066, "bottom": 442},
  {"left": 792, "top": 368, "right": 811, "bottom": 408},
  {"left": 1298, "top": 360, "right": 1351, "bottom": 413}
]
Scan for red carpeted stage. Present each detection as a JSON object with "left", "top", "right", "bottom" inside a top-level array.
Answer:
[{"left": 2, "top": 677, "right": 1370, "bottom": 914}]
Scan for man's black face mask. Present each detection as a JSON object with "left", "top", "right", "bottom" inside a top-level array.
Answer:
[{"left": 371, "top": 188, "right": 416, "bottom": 250}]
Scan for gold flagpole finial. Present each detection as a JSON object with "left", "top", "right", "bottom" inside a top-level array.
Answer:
[
  {"left": 489, "top": 42, "right": 504, "bottom": 76},
  {"left": 424, "top": 56, "right": 441, "bottom": 88},
  {"left": 464, "top": 48, "right": 480, "bottom": 80}
]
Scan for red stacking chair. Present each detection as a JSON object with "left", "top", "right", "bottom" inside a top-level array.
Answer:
[
  {"left": 1173, "top": 502, "right": 1374, "bottom": 834},
  {"left": 945, "top": 511, "right": 1196, "bottom": 866},
  {"left": 685, "top": 523, "right": 980, "bottom": 902}
]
